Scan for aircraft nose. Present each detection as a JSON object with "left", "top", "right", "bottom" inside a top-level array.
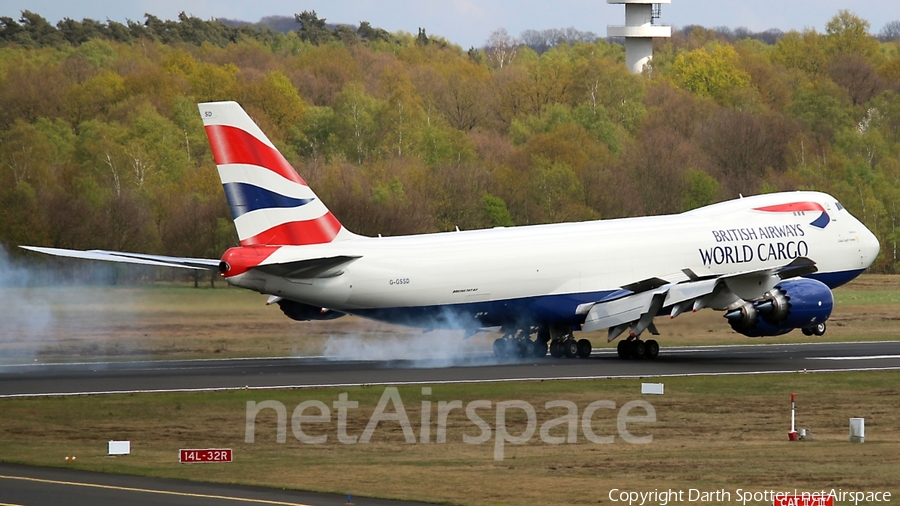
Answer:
[{"left": 860, "top": 227, "right": 880, "bottom": 268}]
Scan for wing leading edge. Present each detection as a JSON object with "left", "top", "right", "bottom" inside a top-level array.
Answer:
[{"left": 20, "top": 246, "right": 220, "bottom": 270}]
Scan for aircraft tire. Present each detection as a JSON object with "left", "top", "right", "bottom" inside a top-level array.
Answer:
[
  {"left": 576, "top": 339, "right": 592, "bottom": 358},
  {"left": 813, "top": 322, "right": 826, "bottom": 336},
  {"left": 493, "top": 339, "right": 504, "bottom": 358},
  {"left": 549, "top": 341, "right": 564, "bottom": 358},
  {"left": 645, "top": 339, "right": 659, "bottom": 359},
  {"left": 802, "top": 327, "right": 814, "bottom": 336},
  {"left": 631, "top": 340, "right": 646, "bottom": 359},
  {"left": 616, "top": 340, "right": 630, "bottom": 359},
  {"left": 517, "top": 340, "right": 532, "bottom": 358},
  {"left": 563, "top": 339, "right": 579, "bottom": 358}
]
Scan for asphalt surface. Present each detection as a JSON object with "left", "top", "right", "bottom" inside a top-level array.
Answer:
[
  {"left": 1, "top": 341, "right": 899, "bottom": 397},
  {"left": 0, "top": 463, "right": 434, "bottom": 506}
]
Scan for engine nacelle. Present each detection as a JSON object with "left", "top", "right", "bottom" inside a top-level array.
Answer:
[
  {"left": 725, "top": 278, "right": 833, "bottom": 337},
  {"left": 277, "top": 300, "right": 345, "bottom": 321}
]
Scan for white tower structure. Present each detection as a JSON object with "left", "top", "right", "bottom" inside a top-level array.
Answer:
[{"left": 607, "top": 0, "right": 671, "bottom": 73}]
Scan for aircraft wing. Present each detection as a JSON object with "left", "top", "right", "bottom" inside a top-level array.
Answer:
[
  {"left": 577, "top": 257, "right": 818, "bottom": 341},
  {"left": 20, "top": 246, "right": 220, "bottom": 270}
]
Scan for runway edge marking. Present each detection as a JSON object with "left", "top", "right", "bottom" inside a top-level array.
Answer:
[
  {"left": 0, "top": 474, "right": 312, "bottom": 506},
  {"left": 807, "top": 355, "right": 900, "bottom": 360},
  {"left": 2, "top": 366, "right": 900, "bottom": 398}
]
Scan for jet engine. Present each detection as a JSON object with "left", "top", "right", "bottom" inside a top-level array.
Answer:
[
  {"left": 277, "top": 299, "right": 345, "bottom": 321},
  {"left": 724, "top": 278, "right": 833, "bottom": 337}
]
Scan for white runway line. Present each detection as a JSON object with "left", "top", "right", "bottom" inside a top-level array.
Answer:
[
  {"left": 807, "top": 355, "right": 900, "bottom": 361},
  {"left": 3, "top": 366, "right": 900, "bottom": 399}
]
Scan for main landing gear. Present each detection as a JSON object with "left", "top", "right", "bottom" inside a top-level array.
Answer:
[
  {"left": 492, "top": 334, "right": 547, "bottom": 359},
  {"left": 548, "top": 338, "right": 591, "bottom": 359},
  {"left": 492, "top": 328, "right": 548, "bottom": 359},
  {"left": 801, "top": 322, "right": 827, "bottom": 336},
  {"left": 616, "top": 337, "right": 659, "bottom": 360},
  {"left": 491, "top": 326, "right": 592, "bottom": 359}
]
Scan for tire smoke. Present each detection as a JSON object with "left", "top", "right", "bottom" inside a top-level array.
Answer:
[{"left": 321, "top": 330, "right": 505, "bottom": 368}]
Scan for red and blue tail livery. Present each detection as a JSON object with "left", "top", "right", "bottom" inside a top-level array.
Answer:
[{"left": 199, "top": 101, "right": 353, "bottom": 246}]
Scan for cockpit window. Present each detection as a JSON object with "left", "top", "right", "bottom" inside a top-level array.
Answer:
[{"left": 835, "top": 201, "right": 844, "bottom": 211}]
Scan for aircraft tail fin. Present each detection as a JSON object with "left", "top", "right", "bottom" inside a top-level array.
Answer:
[{"left": 199, "top": 101, "right": 354, "bottom": 246}]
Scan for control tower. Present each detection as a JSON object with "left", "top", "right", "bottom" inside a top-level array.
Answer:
[{"left": 607, "top": 0, "right": 671, "bottom": 73}]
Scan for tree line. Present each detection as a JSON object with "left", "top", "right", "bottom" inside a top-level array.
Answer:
[{"left": 1, "top": 9, "right": 899, "bottom": 282}]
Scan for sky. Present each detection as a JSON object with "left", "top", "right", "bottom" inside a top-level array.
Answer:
[{"left": 1, "top": 0, "right": 898, "bottom": 48}]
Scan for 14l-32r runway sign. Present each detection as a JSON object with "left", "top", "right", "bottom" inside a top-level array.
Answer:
[{"left": 179, "top": 448, "right": 232, "bottom": 463}]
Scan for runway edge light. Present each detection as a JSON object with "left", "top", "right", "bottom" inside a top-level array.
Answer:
[{"left": 788, "top": 393, "right": 799, "bottom": 441}]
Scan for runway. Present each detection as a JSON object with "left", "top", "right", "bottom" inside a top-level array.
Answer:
[
  {"left": 1, "top": 341, "right": 899, "bottom": 397},
  {"left": 0, "top": 463, "right": 432, "bottom": 506}
]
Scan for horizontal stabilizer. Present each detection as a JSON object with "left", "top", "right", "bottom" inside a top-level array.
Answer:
[
  {"left": 253, "top": 255, "right": 361, "bottom": 279},
  {"left": 20, "top": 246, "right": 219, "bottom": 270}
]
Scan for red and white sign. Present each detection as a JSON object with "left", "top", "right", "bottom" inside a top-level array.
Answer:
[
  {"left": 774, "top": 495, "right": 833, "bottom": 506},
  {"left": 179, "top": 448, "right": 233, "bottom": 463}
]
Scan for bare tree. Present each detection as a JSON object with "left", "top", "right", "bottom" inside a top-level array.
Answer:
[
  {"left": 520, "top": 29, "right": 553, "bottom": 55},
  {"left": 621, "top": 126, "right": 706, "bottom": 215},
  {"left": 828, "top": 55, "right": 884, "bottom": 106},
  {"left": 485, "top": 28, "right": 519, "bottom": 69},
  {"left": 520, "top": 27, "right": 598, "bottom": 54},
  {"left": 125, "top": 143, "right": 154, "bottom": 189},
  {"left": 879, "top": 20, "right": 900, "bottom": 41},
  {"left": 696, "top": 110, "right": 798, "bottom": 197}
]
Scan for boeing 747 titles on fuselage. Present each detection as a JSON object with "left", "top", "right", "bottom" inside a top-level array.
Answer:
[{"left": 23, "top": 101, "right": 881, "bottom": 360}]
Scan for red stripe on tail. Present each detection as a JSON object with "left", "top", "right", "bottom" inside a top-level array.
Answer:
[
  {"left": 205, "top": 124, "right": 307, "bottom": 186},
  {"left": 240, "top": 212, "right": 342, "bottom": 247}
]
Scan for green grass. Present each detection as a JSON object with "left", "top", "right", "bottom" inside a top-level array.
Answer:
[
  {"left": 834, "top": 289, "right": 900, "bottom": 306},
  {"left": 1, "top": 372, "right": 898, "bottom": 505}
]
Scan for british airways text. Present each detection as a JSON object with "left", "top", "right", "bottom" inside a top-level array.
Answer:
[{"left": 700, "top": 225, "right": 808, "bottom": 266}]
